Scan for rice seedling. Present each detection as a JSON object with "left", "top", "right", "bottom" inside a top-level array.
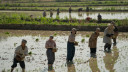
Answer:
[
  {"left": 86, "top": 34, "right": 90, "bottom": 37},
  {"left": 28, "top": 51, "right": 32, "bottom": 55},
  {"left": 53, "top": 33, "right": 57, "bottom": 36},
  {"left": 0, "top": 13, "right": 127, "bottom": 26},
  {"left": 81, "top": 38, "right": 85, "bottom": 43},
  {"left": 2, "top": 69, "right": 5, "bottom": 72},
  {"left": 5, "top": 32, "right": 9, "bottom": 34},
  {"left": 35, "top": 38, "right": 39, "bottom": 42}
]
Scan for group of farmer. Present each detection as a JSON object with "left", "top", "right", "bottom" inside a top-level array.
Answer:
[
  {"left": 10, "top": 21, "right": 118, "bottom": 72},
  {"left": 42, "top": 7, "right": 103, "bottom": 24}
]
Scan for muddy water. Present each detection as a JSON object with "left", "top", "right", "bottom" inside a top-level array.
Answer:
[
  {"left": 0, "top": 11, "right": 128, "bottom": 19},
  {"left": 0, "top": 30, "right": 128, "bottom": 72}
]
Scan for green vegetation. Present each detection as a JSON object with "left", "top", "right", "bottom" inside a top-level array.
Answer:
[
  {"left": 53, "top": 33, "right": 57, "bottom": 36},
  {"left": 0, "top": 1, "right": 128, "bottom": 7},
  {"left": 35, "top": 38, "right": 39, "bottom": 42},
  {"left": 81, "top": 38, "right": 85, "bottom": 43},
  {"left": 28, "top": 51, "right": 32, "bottom": 55},
  {"left": 5, "top": 32, "right": 9, "bottom": 34},
  {"left": 86, "top": 34, "right": 90, "bottom": 37},
  {"left": 0, "top": 1, "right": 128, "bottom": 11},
  {"left": 0, "top": 13, "right": 127, "bottom": 26},
  {"left": 0, "top": 6, "right": 128, "bottom": 11}
]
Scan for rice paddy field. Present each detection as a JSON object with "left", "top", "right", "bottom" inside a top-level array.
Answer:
[
  {"left": 0, "top": 30, "right": 128, "bottom": 72},
  {"left": 0, "top": 11, "right": 128, "bottom": 26},
  {"left": 0, "top": 11, "right": 128, "bottom": 20},
  {"left": 0, "top": 0, "right": 128, "bottom": 72}
]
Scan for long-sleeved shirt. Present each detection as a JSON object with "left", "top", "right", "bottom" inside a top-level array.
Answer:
[
  {"left": 89, "top": 32, "right": 99, "bottom": 48},
  {"left": 14, "top": 45, "right": 28, "bottom": 61},
  {"left": 103, "top": 27, "right": 114, "bottom": 44},
  {"left": 45, "top": 40, "right": 56, "bottom": 49},
  {"left": 68, "top": 34, "right": 75, "bottom": 42}
]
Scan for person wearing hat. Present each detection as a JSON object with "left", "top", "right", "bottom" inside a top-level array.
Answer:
[
  {"left": 89, "top": 28, "right": 100, "bottom": 57},
  {"left": 67, "top": 28, "right": 77, "bottom": 63},
  {"left": 45, "top": 36, "right": 56, "bottom": 71},
  {"left": 111, "top": 21, "right": 118, "bottom": 45},
  {"left": 11, "top": 39, "right": 28, "bottom": 72},
  {"left": 103, "top": 24, "right": 114, "bottom": 52}
]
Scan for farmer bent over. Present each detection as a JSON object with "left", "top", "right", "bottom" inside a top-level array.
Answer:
[
  {"left": 111, "top": 21, "right": 118, "bottom": 45},
  {"left": 11, "top": 39, "right": 28, "bottom": 72},
  {"left": 89, "top": 28, "right": 100, "bottom": 57},
  {"left": 103, "top": 24, "right": 114, "bottom": 52}
]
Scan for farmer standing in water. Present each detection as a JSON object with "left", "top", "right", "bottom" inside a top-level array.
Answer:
[
  {"left": 45, "top": 36, "right": 57, "bottom": 71},
  {"left": 67, "top": 28, "right": 78, "bottom": 64}
]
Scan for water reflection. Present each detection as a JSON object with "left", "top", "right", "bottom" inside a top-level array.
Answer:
[
  {"left": 67, "top": 63, "right": 76, "bottom": 72},
  {"left": 0, "top": 11, "right": 128, "bottom": 19},
  {"left": 89, "top": 58, "right": 100, "bottom": 72},
  {"left": 0, "top": 30, "right": 127, "bottom": 72},
  {"left": 103, "top": 46, "right": 119, "bottom": 72},
  {"left": 48, "top": 69, "right": 55, "bottom": 72}
]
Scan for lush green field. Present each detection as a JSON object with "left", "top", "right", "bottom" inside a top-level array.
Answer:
[
  {"left": 1, "top": 1, "right": 128, "bottom": 7},
  {"left": 0, "top": 13, "right": 127, "bottom": 26},
  {"left": 0, "top": 6, "right": 128, "bottom": 11},
  {"left": 0, "top": 1, "right": 128, "bottom": 26},
  {"left": 0, "top": 1, "right": 128, "bottom": 11}
]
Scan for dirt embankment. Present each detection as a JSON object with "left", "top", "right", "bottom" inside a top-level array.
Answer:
[{"left": 0, "top": 24, "right": 127, "bottom": 32}]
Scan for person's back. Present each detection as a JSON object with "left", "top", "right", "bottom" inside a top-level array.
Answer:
[
  {"left": 97, "top": 13, "right": 102, "bottom": 23},
  {"left": 69, "top": 7, "right": 72, "bottom": 13},
  {"left": 57, "top": 8, "right": 60, "bottom": 15},
  {"left": 43, "top": 11, "right": 46, "bottom": 17}
]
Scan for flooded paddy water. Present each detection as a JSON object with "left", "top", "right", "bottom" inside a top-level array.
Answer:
[
  {"left": 0, "top": 30, "right": 128, "bottom": 72},
  {"left": 0, "top": 11, "right": 128, "bottom": 20}
]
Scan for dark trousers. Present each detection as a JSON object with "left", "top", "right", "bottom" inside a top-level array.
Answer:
[
  {"left": 46, "top": 48, "right": 55, "bottom": 64},
  {"left": 67, "top": 42, "right": 75, "bottom": 62},
  {"left": 90, "top": 48, "right": 96, "bottom": 54},
  {"left": 90, "top": 48, "right": 96, "bottom": 57},
  {"left": 11, "top": 58, "right": 25, "bottom": 69},
  {"left": 104, "top": 43, "right": 111, "bottom": 50},
  {"left": 113, "top": 38, "right": 116, "bottom": 44}
]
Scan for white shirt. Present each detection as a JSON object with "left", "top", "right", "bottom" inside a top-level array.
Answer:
[{"left": 14, "top": 45, "right": 28, "bottom": 61}]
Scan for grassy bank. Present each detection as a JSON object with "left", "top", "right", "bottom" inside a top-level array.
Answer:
[
  {"left": 0, "top": 13, "right": 127, "bottom": 26},
  {"left": 0, "top": 6, "right": 128, "bottom": 12}
]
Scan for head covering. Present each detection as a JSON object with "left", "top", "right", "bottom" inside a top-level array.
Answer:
[
  {"left": 71, "top": 28, "right": 77, "bottom": 31},
  {"left": 71, "top": 28, "right": 77, "bottom": 34},
  {"left": 22, "top": 39, "right": 27, "bottom": 44},
  {"left": 107, "top": 23, "right": 114, "bottom": 30},
  {"left": 111, "top": 21, "right": 115, "bottom": 26},
  {"left": 96, "top": 28, "right": 100, "bottom": 31}
]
